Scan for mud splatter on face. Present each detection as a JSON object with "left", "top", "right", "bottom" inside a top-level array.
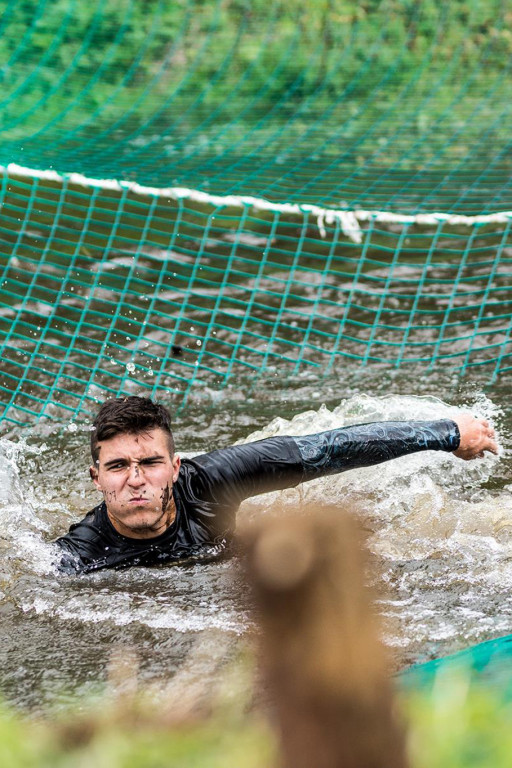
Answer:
[
  {"left": 160, "top": 484, "right": 170, "bottom": 513},
  {"left": 157, "top": 483, "right": 177, "bottom": 530}
]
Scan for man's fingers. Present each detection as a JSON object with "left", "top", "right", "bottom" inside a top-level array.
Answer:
[
  {"left": 486, "top": 439, "right": 499, "bottom": 455},
  {"left": 476, "top": 432, "right": 498, "bottom": 455},
  {"left": 453, "top": 412, "right": 500, "bottom": 460},
  {"left": 478, "top": 432, "right": 498, "bottom": 455}
]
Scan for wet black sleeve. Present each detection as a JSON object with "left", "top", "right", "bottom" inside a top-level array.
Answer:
[
  {"left": 294, "top": 419, "right": 460, "bottom": 481},
  {"left": 191, "top": 435, "right": 305, "bottom": 505},
  {"left": 54, "top": 509, "right": 107, "bottom": 574},
  {"left": 55, "top": 541, "right": 95, "bottom": 575},
  {"left": 195, "top": 419, "right": 460, "bottom": 502}
]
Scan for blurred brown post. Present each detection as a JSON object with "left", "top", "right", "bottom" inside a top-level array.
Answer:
[{"left": 241, "top": 506, "right": 408, "bottom": 768}]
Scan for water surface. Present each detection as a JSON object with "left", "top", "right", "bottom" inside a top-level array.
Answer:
[{"left": 0, "top": 371, "right": 510, "bottom": 711}]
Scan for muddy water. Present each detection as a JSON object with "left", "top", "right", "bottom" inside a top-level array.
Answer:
[{"left": 0, "top": 374, "right": 510, "bottom": 711}]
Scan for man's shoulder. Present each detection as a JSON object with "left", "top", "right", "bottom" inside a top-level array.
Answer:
[
  {"left": 178, "top": 436, "right": 303, "bottom": 500},
  {"left": 184, "top": 435, "right": 300, "bottom": 470},
  {"left": 56, "top": 502, "right": 108, "bottom": 545},
  {"left": 54, "top": 502, "right": 112, "bottom": 573}
]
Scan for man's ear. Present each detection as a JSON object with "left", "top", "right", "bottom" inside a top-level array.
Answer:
[
  {"left": 90, "top": 465, "right": 101, "bottom": 491},
  {"left": 172, "top": 454, "right": 181, "bottom": 483}
]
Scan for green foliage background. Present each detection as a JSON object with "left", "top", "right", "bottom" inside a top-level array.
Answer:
[
  {"left": 1, "top": 0, "right": 511, "bottom": 189},
  {"left": 1, "top": 668, "right": 512, "bottom": 768}
]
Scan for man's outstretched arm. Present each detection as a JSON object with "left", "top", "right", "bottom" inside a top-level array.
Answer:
[
  {"left": 292, "top": 414, "right": 497, "bottom": 481},
  {"left": 202, "top": 414, "right": 498, "bottom": 502}
]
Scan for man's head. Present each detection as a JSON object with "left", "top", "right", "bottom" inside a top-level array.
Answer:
[
  {"left": 90, "top": 396, "right": 175, "bottom": 465},
  {"left": 90, "top": 397, "right": 180, "bottom": 539}
]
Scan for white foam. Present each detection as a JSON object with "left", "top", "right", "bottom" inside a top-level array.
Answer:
[
  {"left": 5, "top": 163, "right": 512, "bottom": 246},
  {"left": 21, "top": 577, "right": 248, "bottom": 634}
]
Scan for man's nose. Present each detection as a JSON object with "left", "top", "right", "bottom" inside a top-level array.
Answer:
[{"left": 127, "top": 463, "right": 144, "bottom": 485}]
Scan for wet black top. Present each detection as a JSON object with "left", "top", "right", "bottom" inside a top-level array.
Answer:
[{"left": 55, "top": 419, "right": 460, "bottom": 574}]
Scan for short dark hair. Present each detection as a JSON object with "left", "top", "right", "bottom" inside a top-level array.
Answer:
[{"left": 90, "top": 396, "right": 175, "bottom": 464}]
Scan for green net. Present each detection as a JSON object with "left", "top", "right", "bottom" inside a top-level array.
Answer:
[
  {"left": 400, "top": 633, "right": 512, "bottom": 699},
  {"left": 0, "top": 0, "right": 511, "bottom": 427}
]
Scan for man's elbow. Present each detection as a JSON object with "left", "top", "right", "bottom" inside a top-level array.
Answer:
[{"left": 52, "top": 543, "right": 87, "bottom": 575}]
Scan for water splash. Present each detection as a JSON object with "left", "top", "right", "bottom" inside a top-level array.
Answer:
[
  {"left": 239, "top": 394, "right": 509, "bottom": 662},
  {"left": 0, "top": 392, "right": 508, "bottom": 707},
  {"left": 0, "top": 438, "right": 56, "bottom": 575}
]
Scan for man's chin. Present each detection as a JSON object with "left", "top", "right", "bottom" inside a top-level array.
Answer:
[
  {"left": 107, "top": 505, "right": 171, "bottom": 538},
  {"left": 126, "top": 516, "right": 163, "bottom": 534}
]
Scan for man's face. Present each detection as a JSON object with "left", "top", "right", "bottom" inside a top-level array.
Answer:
[{"left": 90, "top": 428, "right": 180, "bottom": 539}]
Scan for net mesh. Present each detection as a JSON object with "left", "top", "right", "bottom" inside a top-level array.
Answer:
[
  {"left": 400, "top": 634, "right": 512, "bottom": 698},
  {"left": 0, "top": 0, "right": 511, "bottom": 427}
]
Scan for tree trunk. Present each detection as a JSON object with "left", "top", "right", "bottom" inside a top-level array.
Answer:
[{"left": 241, "top": 506, "right": 408, "bottom": 768}]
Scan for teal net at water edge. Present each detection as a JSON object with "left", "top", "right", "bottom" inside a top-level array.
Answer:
[
  {"left": 0, "top": 0, "right": 511, "bottom": 428},
  {"left": 400, "top": 633, "right": 512, "bottom": 702}
]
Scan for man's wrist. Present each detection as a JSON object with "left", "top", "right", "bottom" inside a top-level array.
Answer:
[{"left": 442, "top": 418, "right": 461, "bottom": 452}]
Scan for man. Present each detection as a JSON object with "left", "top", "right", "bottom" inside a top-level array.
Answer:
[{"left": 55, "top": 396, "right": 498, "bottom": 574}]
